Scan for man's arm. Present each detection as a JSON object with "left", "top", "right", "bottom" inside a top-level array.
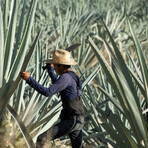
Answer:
[
  {"left": 20, "top": 72, "right": 70, "bottom": 97},
  {"left": 47, "top": 66, "right": 58, "bottom": 84}
]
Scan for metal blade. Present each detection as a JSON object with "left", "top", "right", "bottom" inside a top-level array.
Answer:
[{"left": 65, "top": 43, "right": 81, "bottom": 52}]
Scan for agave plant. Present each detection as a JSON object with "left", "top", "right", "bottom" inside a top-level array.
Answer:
[
  {"left": 0, "top": 0, "right": 40, "bottom": 147},
  {"left": 87, "top": 15, "right": 148, "bottom": 147},
  {"left": 0, "top": 0, "right": 99, "bottom": 147},
  {"left": 0, "top": 0, "right": 148, "bottom": 147}
]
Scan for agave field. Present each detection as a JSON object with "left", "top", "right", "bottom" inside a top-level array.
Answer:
[{"left": 0, "top": 0, "right": 148, "bottom": 147}]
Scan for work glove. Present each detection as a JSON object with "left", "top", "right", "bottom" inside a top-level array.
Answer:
[{"left": 42, "top": 64, "right": 54, "bottom": 70}]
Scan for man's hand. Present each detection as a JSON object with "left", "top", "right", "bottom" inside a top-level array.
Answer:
[
  {"left": 20, "top": 71, "right": 30, "bottom": 80},
  {"left": 42, "top": 64, "right": 54, "bottom": 70},
  {"left": 50, "top": 64, "right": 54, "bottom": 67}
]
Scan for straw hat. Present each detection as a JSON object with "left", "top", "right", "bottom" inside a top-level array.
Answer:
[{"left": 46, "top": 49, "right": 77, "bottom": 65}]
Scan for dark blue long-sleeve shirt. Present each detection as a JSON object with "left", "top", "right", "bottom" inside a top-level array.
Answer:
[
  {"left": 26, "top": 67, "right": 82, "bottom": 101},
  {"left": 47, "top": 67, "right": 58, "bottom": 83}
]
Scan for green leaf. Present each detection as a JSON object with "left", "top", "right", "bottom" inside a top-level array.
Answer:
[
  {"left": 97, "top": 84, "right": 124, "bottom": 114},
  {"left": 97, "top": 107, "right": 139, "bottom": 148},
  {"left": 101, "top": 18, "right": 140, "bottom": 107},
  {"left": 7, "top": 104, "right": 36, "bottom": 148},
  {"left": 0, "top": 31, "right": 40, "bottom": 118},
  {"left": 22, "top": 70, "right": 47, "bottom": 125},
  {"left": 3, "top": 0, "right": 18, "bottom": 80},
  {"left": 0, "top": 6, "right": 4, "bottom": 88},
  {"left": 7, "top": 0, "right": 39, "bottom": 83},
  {"left": 11, "top": 0, "right": 27, "bottom": 66},
  {"left": 14, "top": 80, "right": 26, "bottom": 115},
  {"left": 127, "top": 16, "right": 148, "bottom": 103},
  {"left": 89, "top": 35, "right": 148, "bottom": 146},
  {"left": 3, "top": 0, "right": 8, "bottom": 42},
  {"left": 88, "top": 37, "right": 131, "bottom": 120},
  {"left": 33, "top": 111, "right": 61, "bottom": 142},
  {"left": 112, "top": 61, "right": 148, "bottom": 147},
  {"left": 97, "top": 112, "right": 126, "bottom": 147},
  {"left": 29, "top": 101, "right": 61, "bottom": 132},
  {"left": 82, "top": 65, "right": 101, "bottom": 90},
  {"left": 127, "top": 66, "right": 145, "bottom": 96}
]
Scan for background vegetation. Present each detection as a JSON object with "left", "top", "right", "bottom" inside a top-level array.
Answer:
[{"left": 0, "top": 0, "right": 148, "bottom": 147}]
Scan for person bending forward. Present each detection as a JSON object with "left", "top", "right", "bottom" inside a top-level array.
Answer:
[{"left": 20, "top": 49, "right": 84, "bottom": 148}]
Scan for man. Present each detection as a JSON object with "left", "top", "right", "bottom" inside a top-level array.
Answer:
[{"left": 20, "top": 49, "right": 84, "bottom": 148}]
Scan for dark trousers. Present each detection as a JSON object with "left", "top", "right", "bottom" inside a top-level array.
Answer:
[{"left": 36, "top": 115, "right": 84, "bottom": 148}]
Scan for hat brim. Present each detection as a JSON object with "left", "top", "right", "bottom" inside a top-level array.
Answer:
[{"left": 45, "top": 59, "right": 77, "bottom": 65}]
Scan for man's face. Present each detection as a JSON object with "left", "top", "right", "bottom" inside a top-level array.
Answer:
[{"left": 54, "top": 64, "right": 63, "bottom": 75}]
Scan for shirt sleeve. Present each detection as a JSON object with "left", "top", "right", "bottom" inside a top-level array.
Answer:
[
  {"left": 47, "top": 66, "right": 58, "bottom": 84},
  {"left": 26, "top": 73, "right": 71, "bottom": 97}
]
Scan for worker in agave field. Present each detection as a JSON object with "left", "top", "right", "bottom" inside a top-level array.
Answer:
[{"left": 20, "top": 49, "right": 84, "bottom": 148}]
